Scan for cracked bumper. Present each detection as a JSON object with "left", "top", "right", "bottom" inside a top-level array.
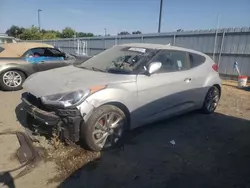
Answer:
[{"left": 21, "top": 93, "right": 85, "bottom": 143}]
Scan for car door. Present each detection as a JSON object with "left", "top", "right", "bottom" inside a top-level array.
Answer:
[
  {"left": 187, "top": 52, "right": 210, "bottom": 106},
  {"left": 135, "top": 50, "right": 196, "bottom": 125},
  {"left": 37, "top": 48, "right": 68, "bottom": 71},
  {"left": 22, "top": 48, "right": 47, "bottom": 72},
  {"left": 23, "top": 47, "right": 66, "bottom": 71}
]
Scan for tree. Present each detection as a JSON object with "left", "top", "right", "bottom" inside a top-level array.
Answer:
[
  {"left": 5, "top": 25, "right": 95, "bottom": 40},
  {"left": 19, "top": 26, "right": 42, "bottom": 40},
  {"left": 43, "top": 32, "right": 58, "bottom": 39},
  {"left": 40, "top": 29, "right": 47, "bottom": 35},
  {"left": 5, "top": 25, "right": 25, "bottom": 38},
  {"left": 132, "top": 31, "right": 142, "bottom": 34},
  {"left": 77, "top": 32, "right": 94, "bottom": 37},
  {"left": 61, "top": 27, "right": 75, "bottom": 38},
  {"left": 118, "top": 31, "right": 130, "bottom": 35},
  {"left": 42, "top": 29, "right": 61, "bottom": 39}
]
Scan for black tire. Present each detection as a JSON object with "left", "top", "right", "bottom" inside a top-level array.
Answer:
[
  {"left": 201, "top": 86, "right": 220, "bottom": 114},
  {"left": 0, "top": 70, "right": 26, "bottom": 91},
  {"left": 81, "top": 105, "right": 127, "bottom": 151}
]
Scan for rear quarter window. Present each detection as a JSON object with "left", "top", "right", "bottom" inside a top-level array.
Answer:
[{"left": 189, "top": 53, "right": 206, "bottom": 68}]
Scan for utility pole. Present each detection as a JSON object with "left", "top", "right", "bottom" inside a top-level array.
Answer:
[
  {"left": 158, "top": 0, "right": 163, "bottom": 33},
  {"left": 38, "top": 9, "right": 42, "bottom": 31}
]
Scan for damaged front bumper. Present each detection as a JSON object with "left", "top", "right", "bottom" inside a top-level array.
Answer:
[{"left": 21, "top": 92, "right": 84, "bottom": 143}]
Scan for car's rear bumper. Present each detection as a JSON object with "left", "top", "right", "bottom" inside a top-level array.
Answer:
[{"left": 21, "top": 92, "right": 83, "bottom": 143}]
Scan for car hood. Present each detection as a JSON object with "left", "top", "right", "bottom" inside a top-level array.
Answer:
[{"left": 23, "top": 65, "right": 136, "bottom": 97}]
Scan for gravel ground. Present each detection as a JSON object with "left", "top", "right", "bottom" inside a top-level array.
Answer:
[{"left": 0, "top": 81, "right": 250, "bottom": 188}]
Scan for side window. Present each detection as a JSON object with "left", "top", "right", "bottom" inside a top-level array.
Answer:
[
  {"left": 23, "top": 48, "right": 46, "bottom": 57},
  {"left": 152, "top": 50, "right": 189, "bottom": 73},
  {"left": 47, "top": 48, "right": 64, "bottom": 57},
  {"left": 189, "top": 53, "right": 206, "bottom": 68}
]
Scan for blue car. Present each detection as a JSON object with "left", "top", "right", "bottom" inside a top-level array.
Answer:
[{"left": 0, "top": 42, "right": 91, "bottom": 91}]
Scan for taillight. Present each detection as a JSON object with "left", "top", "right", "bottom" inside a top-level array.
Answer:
[{"left": 212, "top": 63, "right": 218, "bottom": 72}]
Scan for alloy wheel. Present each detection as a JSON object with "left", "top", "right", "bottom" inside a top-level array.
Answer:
[
  {"left": 3, "top": 71, "right": 22, "bottom": 88},
  {"left": 92, "top": 112, "right": 124, "bottom": 148},
  {"left": 204, "top": 87, "right": 220, "bottom": 113}
]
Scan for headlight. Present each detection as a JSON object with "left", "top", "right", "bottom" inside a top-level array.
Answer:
[
  {"left": 41, "top": 90, "right": 90, "bottom": 108},
  {"left": 40, "top": 85, "right": 107, "bottom": 108}
]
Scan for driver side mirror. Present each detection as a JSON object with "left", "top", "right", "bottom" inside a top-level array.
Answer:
[{"left": 145, "top": 62, "right": 162, "bottom": 75}]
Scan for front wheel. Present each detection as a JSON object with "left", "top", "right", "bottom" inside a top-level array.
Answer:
[
  {"left": 201, "top": 86, "right": 220, "bottom": 114},
  {"left": 81, "top": 105, "right": 127, "bottom": 151},
  {"left": 0, "top": 70, "right": 26, "bottom": 91}
]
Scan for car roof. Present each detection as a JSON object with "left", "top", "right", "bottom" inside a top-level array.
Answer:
[
  {"left": 119, "top": 43, "right": 206, "bottom": 56},
  {"left": 0, "top": 42, "right": 54, "bottom": 58}
]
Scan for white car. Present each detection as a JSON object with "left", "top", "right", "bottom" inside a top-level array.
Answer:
[{"left": 0, "top": 35, "right": 18, "bottom": 44}]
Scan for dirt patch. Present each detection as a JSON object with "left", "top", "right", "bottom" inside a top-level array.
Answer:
[
  {"left": 31, "top": 135, "right": 100, "bottom": 183},
  {"left": 217, "top": 81, "right": 250, "bottom": 118}
]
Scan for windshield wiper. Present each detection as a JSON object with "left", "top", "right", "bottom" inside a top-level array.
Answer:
[
  {"left": 107, "top": 68, "right": 132, "bottom": 74},
  {"left": 76, "top": 66, "right": 107, "bottom": 72},
  {"left": 91, "top": 67, "right": 107, "bottom": 72},
  {"left": 76, "top": 66, "right": 89, "bottom": 70}
]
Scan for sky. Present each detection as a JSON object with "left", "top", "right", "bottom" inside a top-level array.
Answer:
[{"left": 0, "top": 0, "right": 249, "bottom": 35}]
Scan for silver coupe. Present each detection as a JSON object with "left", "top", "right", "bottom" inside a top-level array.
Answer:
[{"left": 21, "top": 43, "right": 222, "bottom": 151}]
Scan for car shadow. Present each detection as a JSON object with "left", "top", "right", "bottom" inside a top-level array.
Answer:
[{"left": 58, "top": 112, "right": 250, "bottom": 188}]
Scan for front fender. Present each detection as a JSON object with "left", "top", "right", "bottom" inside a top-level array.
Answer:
[
  {"left": 85, "top": 87, "right": 137, "bottom": 113},
  {"left": 83, "top": 87, "right": 138, "bottom": 127}
]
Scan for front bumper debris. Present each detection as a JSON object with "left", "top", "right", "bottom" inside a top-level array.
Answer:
[
  {"left": 21, "top": 92, "right": 84, "bottom": 143},
  {"left": 0, "top": 131, "right": 41, "bottom": 184}
]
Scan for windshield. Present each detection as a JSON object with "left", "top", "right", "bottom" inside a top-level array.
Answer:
[{"left": 76, "top": 45, "right": 156, "bottom": 74}]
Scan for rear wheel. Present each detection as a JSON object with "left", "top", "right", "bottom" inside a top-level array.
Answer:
[
  {"left": 0, "top": 70, "right": 26, "bottom": 91},
  {"left": 81, "top": 105, "right": 127, "bottom": 151},
  {"left": 201, "top": 86, "right": 220, "bottom": 114}
]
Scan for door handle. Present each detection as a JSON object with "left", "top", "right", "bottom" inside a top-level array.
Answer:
[{"left": 184, "top": 78, "right": 192, "bottom": 83}]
